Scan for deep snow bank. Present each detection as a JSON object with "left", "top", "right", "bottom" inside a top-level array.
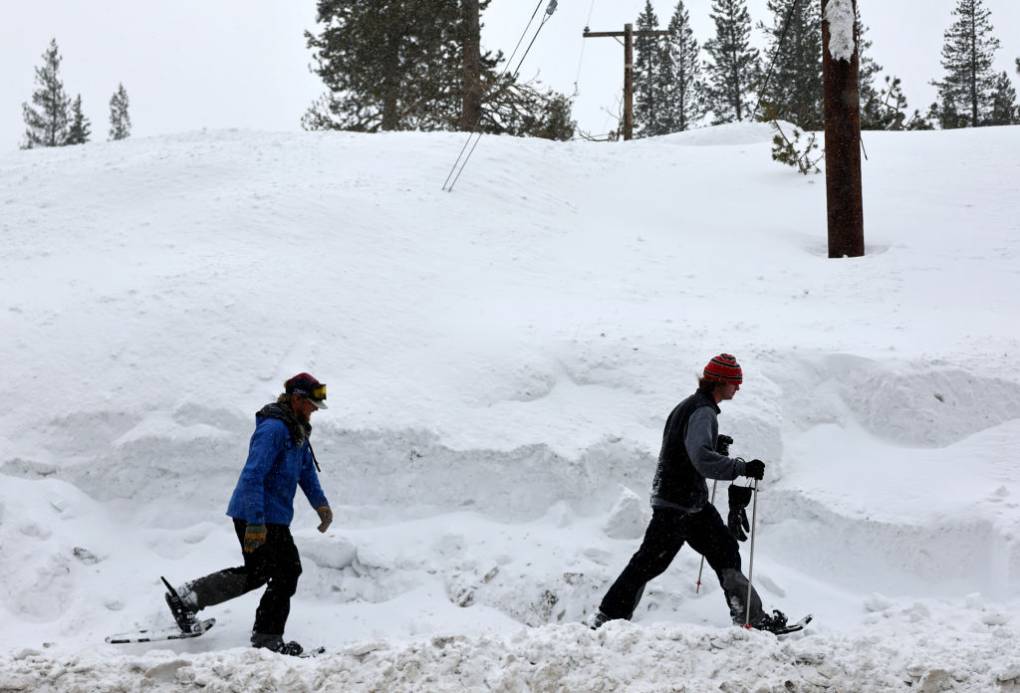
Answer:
[{"left": 2, "top": 124, "right": 1020, "bottom": 687}]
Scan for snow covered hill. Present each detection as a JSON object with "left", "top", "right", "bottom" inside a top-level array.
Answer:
[{"left": 1, "top": 124, "right": 1020, "bottom": 690}]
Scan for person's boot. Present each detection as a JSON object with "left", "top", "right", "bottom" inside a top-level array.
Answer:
[
  {"left": 162, "top": 580, "right": 199, "bottom": 633},
  {"left": 251, "top": 632, "right": 304, "bottom": 656},
  {"left": 753, "top": 609, "right": 789, "bottom": 634},
  {"left": 589, "top": 610, "right": 612, "bottom": 631}
]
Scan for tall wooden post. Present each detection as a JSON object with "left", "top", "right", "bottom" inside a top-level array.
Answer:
[
  {"left": 822, "top": 0, "right": 864, "bottom": 258},
  {"left": 461, "top": 0, "right": 483, "bottom": 131},
  {"left": 623, "top": 23, "right": 634, "bottom": 140},
  {"left": 583, "top": 24, "right": 670, "bottom": 141}
]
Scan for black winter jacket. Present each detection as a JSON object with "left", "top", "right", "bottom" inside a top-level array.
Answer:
[{"left": 650, "top": 390, "right": 747, "bottom": 511}]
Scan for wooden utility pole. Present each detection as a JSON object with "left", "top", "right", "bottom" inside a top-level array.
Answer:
[
  {"left": 821, "top": 0, "right": 864, "bottom": 258},
  {"left": 461, "top": 0, "right": 483, "bottom": 131},
  {"left": 583, "top": 23, "right": 670, "bottom": 140}
]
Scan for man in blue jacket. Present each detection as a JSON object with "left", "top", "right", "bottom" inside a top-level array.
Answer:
[{"left": 163, "top": 372, "right": 332, "bottom": 656}]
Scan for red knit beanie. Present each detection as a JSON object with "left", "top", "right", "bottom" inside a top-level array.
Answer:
[{"left": 703, "top": 353, "right": 743, "bottom": 384}]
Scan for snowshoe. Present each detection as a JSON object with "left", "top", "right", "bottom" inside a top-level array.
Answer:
[
  {"left": 252, "top": 632, "right": 305, "bottom": 656},
  {"left": 106, "top": 618, "right": 215, "bottom": 644},
  {"left": 752, "top": 610, "right": 813, "bottom": 636},
  {"left": 161, "top": 576, "right": 198, "bottom": 633}
]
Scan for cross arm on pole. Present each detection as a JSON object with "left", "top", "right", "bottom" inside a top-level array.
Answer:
[
  {"left": 582, "top": 25, "right": 671, "bottom": 141},
  {"left": 582, "top": 29, "right": 670, "bottom": 38}
]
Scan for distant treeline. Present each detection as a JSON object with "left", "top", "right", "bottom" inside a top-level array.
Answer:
[
  {"left": 21, "top": 39, "right": 131, "bottom": 149},
  {"left": 628, "top": 0, "right": 1019, "bottom": 138},
  {"left": 18, "top": 1, "right": 1018, "bottom": 149}
]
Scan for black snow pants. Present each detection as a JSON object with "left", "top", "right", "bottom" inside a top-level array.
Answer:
[
  {"left": 186, "top": 520, "right": 303, "bottom": 636},
  {"left": 599, "top": 504, "right": 764, "bottom": 625}
]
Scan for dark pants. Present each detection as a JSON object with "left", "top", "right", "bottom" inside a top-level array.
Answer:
[
  {"left": 186, "top": 520, "right": 303, "bottom": 636},
  {"left": 599, "top": 504, "right": 764, "bottom": 625}
]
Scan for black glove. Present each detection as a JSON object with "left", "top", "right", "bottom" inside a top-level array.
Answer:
[
  {"left": 716, "top": 434, "right": 733, "bottom": 456},
  {"left": 727, "top": 484, "right": 753, "bottom": 542},
  {"left": 742, "top": 459, "right": 766, "bottom": 481}
]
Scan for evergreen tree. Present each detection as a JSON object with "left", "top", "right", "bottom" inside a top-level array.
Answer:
[
  {"left": 633, "top": 1, "right": 664, "bottom": 137},
  {"left": 474, "top": 76, "right": 576, "bottom": 140},
  {"left": 904, "top": 109, "right": 935, "bottom": 131},
  {"left": 659, "top": 1, "right": 706, "bottom": 133},
  {"left": 933, "top": 93, "right": 967, "bottom": 129},
  {"left": 515, "top": 90, "right": 576, "bottom": 141},
  {"left": 758, "top": 0, "right": 823, "bottom": 129},
  {"left": 305, "top": 0, "right": 477, "bottom": 132},
  {"left": 852, "top": 8, "right": 909, "bottom": 131},
  {"left": 932, "top": 0, "right": 1000, "bottom": 128},
  {"left": 856, "top": 15, "right": 881, "bottom": 123},
  {"left": 703, "top": 0, "right": 760, "bottom": 124},
  {"left": 303, "top": 0, "right": 572, "bottom": 140},
  {"left": 21, "top": 38, "right": 71, "bottom": 149},
  {"left": 66, "top": 95, "right": 91, "bottom": 145},
  {"left": 861, "top": 76, "right": 909, "bottom": 130},
  {"left": 987, "top": 71, "right": 1018, "bottom": 125},
  {"left": 109, "top": 83, "right": 131, "bottom": 140}
]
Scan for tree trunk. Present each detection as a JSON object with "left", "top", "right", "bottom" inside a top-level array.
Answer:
[
  {"left": 381, "top": 22, "right": 402, "bottom": 131},
  {"left": 970, "top": 10, "right": 979, "bottom": 127},
  {"left": 822, "top": 0, "right": 864, "bottom": 258},
  {"left": 461, "top": 0, "right": 482, "bottom": 131}
]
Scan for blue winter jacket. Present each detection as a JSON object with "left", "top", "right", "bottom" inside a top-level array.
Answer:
[{"left": 226, "top": 416, "right": 329, "bottom": 526}]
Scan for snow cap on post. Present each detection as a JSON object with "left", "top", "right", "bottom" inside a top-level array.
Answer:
[
  {"left": 703, "top": 354, "right": 743, "bottom": 384},
  {"left": 824, "top": 0, "right": 856, "bottom": 62},
  {"left": 285, "top": 372, "right": 328, "bottom": 409}
]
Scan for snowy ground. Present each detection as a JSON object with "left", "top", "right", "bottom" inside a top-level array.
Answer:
[{"left": 1, "top": 123, "right": 1019, "bottom": 691}]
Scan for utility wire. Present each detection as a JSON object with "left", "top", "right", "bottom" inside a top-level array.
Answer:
[
  {"left": 751, "top": 0, "right": 800, "bottom": 120},
  {"left": 442, "top": 0, "right": 546, "bottom": 192},
  {"left": 572, "top": 0, "right": 599, "bottom": 97},
  {"left": 443, "top": 0, "right": 558, "bottom": 193}
]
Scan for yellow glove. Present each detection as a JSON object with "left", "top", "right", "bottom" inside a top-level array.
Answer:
[
  {"left": 316, "top": 506, "right": 333, "bottom": 533},
  {"left": 243, "top": 524, "right": 267, "bottom": 553}
]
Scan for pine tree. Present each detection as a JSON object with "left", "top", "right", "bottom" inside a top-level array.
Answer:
[
  {"left": 856, "top": 15, "right": 881, "bottom": 123},
  {"left": 860, "top": 76, "right": 909, "bottom": 130},
  {"left": 66, "top": 95, "right": 91, "bottom": 145},
  {"left": 703, "top": 0, "right": 760, "bottom": 124},
  {"left": 855, "top": 11, "right": 902, "bottom": 131},
  {"left": 932, "top": 0, "right": 1000, "bottom": 128},
  {"left": 987, "top": 71, "right": 1018, "bottom": 125},
  {"left": 659, "top": 1, "right": 705, "bottom": 133},
  {"left": 933, "top": 93, "right": 967, "bottom": 129},
  {"left": 904, "top": 109, "right": 934, "bottom": 131},
  {"left": 109, "top": 83, "right": 131, "bottom": 140},
  {"left": 633, "top": 1, "right": 664, "bottom": 137},
  {"left": 21, "top": 38, "right": 71, "bottom": 149},
  {"left": 304, "top": 0, "right": 477, "bottom": 132},
  {"left": 758, "top": 0, "right": 823, "bottom": 129},
  {"left": 517, "top": 90, "right": 576, "bottom": 141},
  {"left": 303, "top": 0, "right": 572, "bottom": 140}
]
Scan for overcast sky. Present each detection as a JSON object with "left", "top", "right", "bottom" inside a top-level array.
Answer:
[{"left": 1, "top": 1, "right": 1019, "bottom": 151}]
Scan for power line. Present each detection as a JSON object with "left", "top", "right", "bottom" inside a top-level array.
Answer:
[{"left": 442, "top": 0, "right": 559, "bottom": 193}]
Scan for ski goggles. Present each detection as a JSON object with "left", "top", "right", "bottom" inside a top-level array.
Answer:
[{"left": 295, "top": 383, "right": 328, "bottom": 408}]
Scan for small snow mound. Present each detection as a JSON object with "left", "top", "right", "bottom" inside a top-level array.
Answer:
[
  {"left": 602, "top": 487, "right": 648, "bottom": 539},
  {"left": 651, "top": 122, "right": 777, "bottom": 147}
]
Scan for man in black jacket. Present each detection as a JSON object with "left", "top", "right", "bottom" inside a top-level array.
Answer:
[{"left": 593, "top": 354, "right": 786, "bottom": 631}]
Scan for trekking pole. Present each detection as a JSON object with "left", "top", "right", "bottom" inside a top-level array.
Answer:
[
  {"left": 744, "top": 478, "right": 759, "bottom": 627},
  {"left": 695, "top": 480, "right": 718, "bottom": 593}
]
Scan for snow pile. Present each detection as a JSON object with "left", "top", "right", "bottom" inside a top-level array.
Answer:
[
  {"left": 1, "top": 123, "right": 1019, "bottom": 689},
  {"left": 3, "top": 608, "right": 1020, "bottom": 692}
]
